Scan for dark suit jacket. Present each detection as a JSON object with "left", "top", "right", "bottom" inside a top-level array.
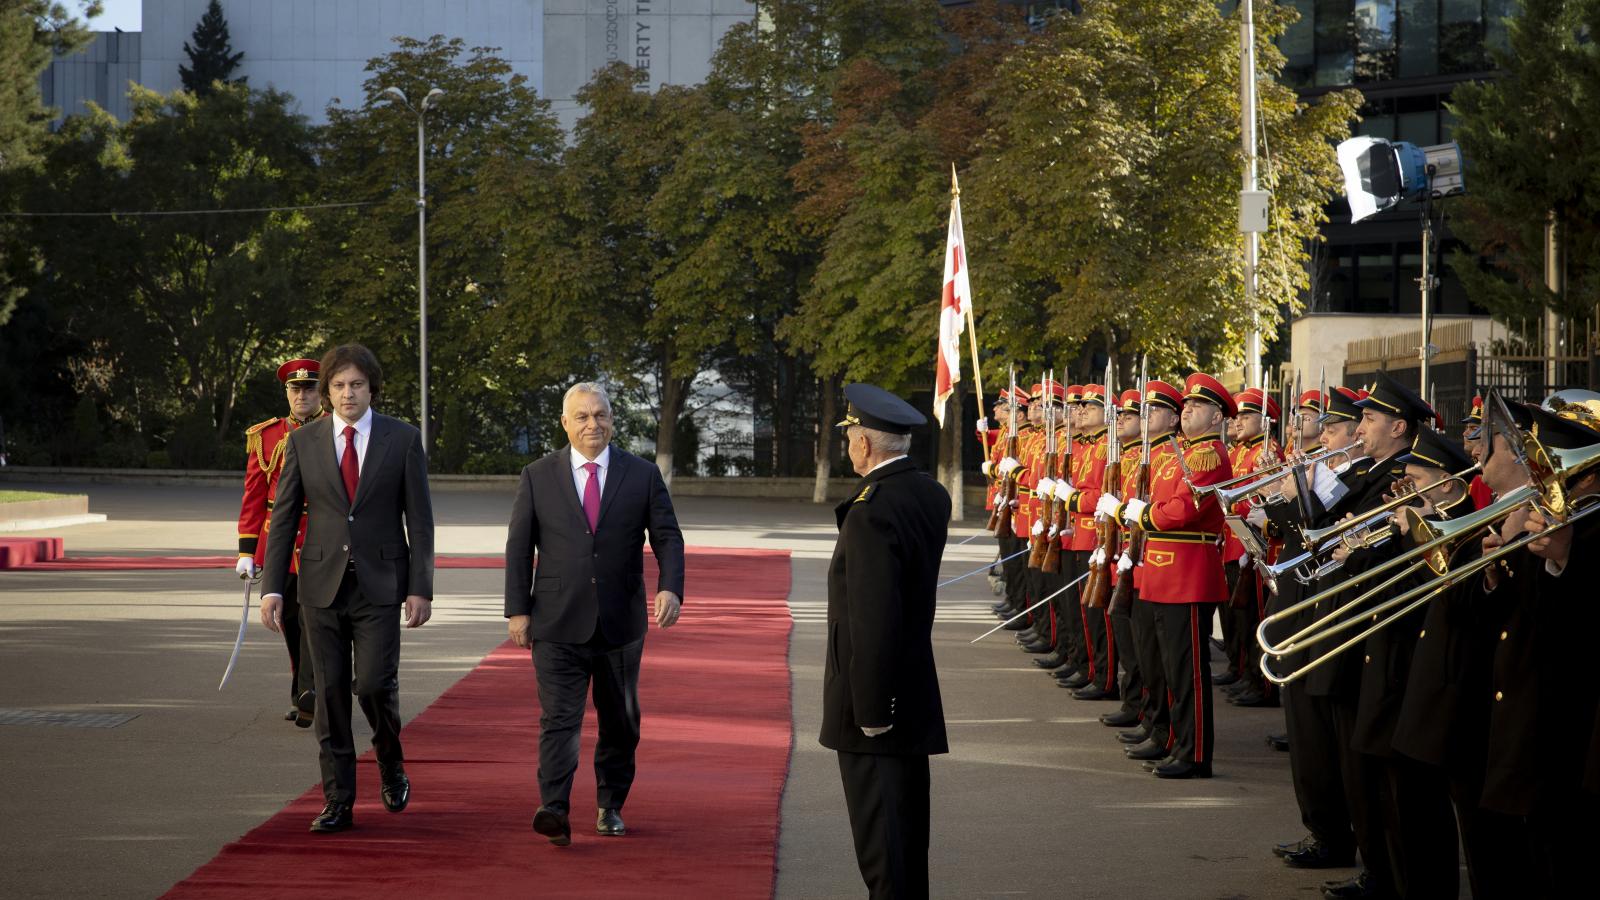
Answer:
[
  {"left": 262, "top": 412, "right": 435, "bottom": 607},
  {"left": 503, "top": 445, "right": 685, "bottom": 646},
  {"left": 820, "top": 458, "right": 951, "bottom": 756}
]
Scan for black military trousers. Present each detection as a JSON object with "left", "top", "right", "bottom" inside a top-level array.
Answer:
[
  {"left": 277, "top": 572, "right": 315, "bottom": 703},
  {"left": 1335, "top": 703, "right": 1396, "bottom": 895},
  {"left": 838, "top": 751, "right": 931, "bottom": 900},
  {"left": 1130, "top": 596, "right": 1171, "bottom": 747},
  {"left": 1282, "top": 685, "right": 1356, "bottom": 853},
  {"left": 1076, "top": 551, "right": 1117, "bottom": 692},
  {"left": 1056, "top": 550, "right": 1089, "bottom": 670},
  {"left": 1229, "top": 567, "right": 1273, "bottom": 698},
  {"left": 532, "top": 632, "right": 645, "bottom": 815},
  {"left": 1381, "top": 754, "right": 1458, "bottom": 900},
  {"left": 1220, "top": 560, "right": 1242, "bottom": 676},
  {"left": 1109, "top": 583, "right": 1145, "bottom": 718},
  {"left": 1037, "top": 562, "right": 1070, "bottom": 653},
  {"left": 302, "top": 568, "right": 404, "bottom": 804},
  {"left": 998, "top": 535, "right": 1029, "bottom": 614},
  {"left": 1151, "top": 602, "right": 1215, "bottom": 764}
]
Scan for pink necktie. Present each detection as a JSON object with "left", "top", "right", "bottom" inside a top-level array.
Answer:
[
  {"left": 341, "top": 425, "right": 360, "bottom": 502},
  {"left": 582, "top": 462, "right": 600, "bottom": 533}
]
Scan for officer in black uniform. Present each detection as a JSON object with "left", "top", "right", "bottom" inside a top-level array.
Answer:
[{"left": 822, "top": 383, "right": 951, "bottom": 900}]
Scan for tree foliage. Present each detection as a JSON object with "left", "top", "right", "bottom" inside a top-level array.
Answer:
[
  {"left": 1447, "top": 0, "right": 1600, "bottom": 324},
  {"left": 178, "top": 0, "right": 245, "bottom": 96}
]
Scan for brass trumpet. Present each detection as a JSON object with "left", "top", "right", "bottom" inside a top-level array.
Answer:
[{"left": 1204, "top": 441, "right": 1368, "bottom": 511}]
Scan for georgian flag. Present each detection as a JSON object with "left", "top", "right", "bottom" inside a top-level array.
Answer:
[{"left": 934, "top": 170, "right": 971, "bottom": 426}]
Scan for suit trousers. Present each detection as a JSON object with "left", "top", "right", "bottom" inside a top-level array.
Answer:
[
  {"left": 532, "top": 633, "right": 645, "bottom": 814},
  {"left": 1152, "top": 602, "right": 1214, "bottom": 765},
  {"left": 1109, "top": 586, "right": 1144, "bottom": 717},
  {"left": 277, "top": 573, "right": 314, "bottom": 703},
  {"left": 838, "top": 751, "right": 931, "bottom": 900},
  {"left": 303, "top": 569, "right": 404, "bottom": 804},
  {"left": 1282, "top": 684, "right": 1356, "bottom": 853},
  {"left": 1131, "top": 596, "right": 1171, "bottom": 747}
]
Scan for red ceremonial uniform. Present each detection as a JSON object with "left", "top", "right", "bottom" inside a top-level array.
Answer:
[
  {"left": 1130, "top": 432, "right": 1232, "bottom": 604},
  {"left": 1011, "top": 424, "right": 1042, "bottom": 538},
  {"left": 1065, "top": 428, "right": 1108, "bottom": 551},
  {"left": 238, "top": 415, "right": 318, "bottom": 573},
  {"left": 983, "top": 424, "right": 1008, "bottom": 512}
]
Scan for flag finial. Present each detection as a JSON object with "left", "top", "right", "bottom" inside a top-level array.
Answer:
[{"left": 950, "top": 163, "right": 960, "bottom": 197}]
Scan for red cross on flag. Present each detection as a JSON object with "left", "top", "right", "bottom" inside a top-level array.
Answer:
[{"left": 934, "top": 168, "right": 974, "bottom": 426}]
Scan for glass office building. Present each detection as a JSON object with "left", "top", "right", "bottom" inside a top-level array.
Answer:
[{"left": 1277, "top": 1, "right": 1516, "bottom": 316}]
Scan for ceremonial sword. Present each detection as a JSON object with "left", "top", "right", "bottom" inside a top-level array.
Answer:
[
  {"left": 938, "top": 546, "right": 1030, "bottom": 588},
  {"left": 969, "top": 571, "right": 1090, "bottom": 643},
  {"left": 218, "top": 575, "right": 254, "bottom": 690}
]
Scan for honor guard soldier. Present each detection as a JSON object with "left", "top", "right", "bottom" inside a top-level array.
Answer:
[
  {"left": 1461, "top": 395, "right": 1495, "bottom": 509},
  {"left": 1060, "top": 383, "right": 1117, "bottom": 700},
  {"left": 237, "top": 358, "right": 325, "bottom": 727},
  {"left": 1100, "top": 389, "right": 1149, "bottom": 728},
  {"left": 824, "top": 383, "right": 951, "bottom": 900},
  {"left": 1088, "top": 381, "right": 1190, "bottom": 768},
  {"left": 1017, "top": 381, "right": 1065, "bottom": 656},
  {"left": 1221, "top": 387, "right": 1281, "bottom": 709},
  {"left": 993, "top": 389, "right": 1033, "bottom": 629},
  {"left": 982, "top": 393, "right": 1014, "bottom": 605},
  {"left": 1026, "top": 381, "right": 1076, "bottom": 669}
]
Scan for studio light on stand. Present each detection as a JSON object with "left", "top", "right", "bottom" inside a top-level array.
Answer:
[{"left": 1337, "top": 137, "right": 1466, "bottom": 400}]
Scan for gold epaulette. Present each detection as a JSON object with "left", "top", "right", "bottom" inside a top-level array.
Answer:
[
  {"left": 245, "top": 416, "right": 281, "bottom": 436},
  {"left": 1186, "top": 444, "right": 1222, "bottom": 473}
]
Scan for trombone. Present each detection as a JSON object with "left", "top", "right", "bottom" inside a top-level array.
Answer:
[
  {"left": 1202, "top": 440, "right": 1367, "bottom": 511},
  {"left": 1266, "top": 464, "right": 1481, "bottom": 586}
]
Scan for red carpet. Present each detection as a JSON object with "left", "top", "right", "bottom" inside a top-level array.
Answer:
[
  {"left": 163, "top": 548, "right": 793, "bottom": 900},
  {"left": 4, "top": 552, "right": 511, "bottom": 570},
  {"left": 0, "top": 536, "right": 64, "bottom": 567}
]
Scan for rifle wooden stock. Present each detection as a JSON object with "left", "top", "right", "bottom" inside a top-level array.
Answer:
[
  {"left": 1041, "top": 443, "right": 1068, "bottom": 573},
  {"left": 989, "top": 432, "right": 1019, "bottom": 537},
  {"left": 1084, "top": 444, "right": 1121, "bottom": 609}
]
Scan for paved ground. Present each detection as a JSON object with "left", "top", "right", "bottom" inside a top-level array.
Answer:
[{"left": 0, "top": 481, "right": 1392, "bottom": 898}]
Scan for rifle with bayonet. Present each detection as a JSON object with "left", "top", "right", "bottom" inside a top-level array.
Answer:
[
  {"left": 989, "top": 369, "right": 1020, "bottom": 537},
  {"left": 1084, "top": 361, "right": 1120, "bottom": 608},
  {"left": 1109, "top": 358, "right": 1149, "bottom": 613},
  {"left": 1029, "top": 371, "right": 1056, "bottom": 569},
  {"left": 1044, "top": 375, "right": 1075, "bottom": 571}
]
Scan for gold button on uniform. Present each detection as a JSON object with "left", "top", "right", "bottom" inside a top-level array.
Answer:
[
  {"left": 1364, "top": 655, "right": 1371, "bottom": 664},
  {"left": 1419, "top": 630, "right": 1425, "bottom": 638},
  {"left": 1501, "top": 631, "right": 1508, "bottom": 640},
  {"left": 1495, "top": 691, "right": 1504, "bottom": 701}
]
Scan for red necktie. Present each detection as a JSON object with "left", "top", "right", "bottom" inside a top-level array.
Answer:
[
  {"left": 341, "top": 425, "right": 360, "bottom": 503},
  {"left": 582, "top": 462, "right": 600, "bottom": 533}
]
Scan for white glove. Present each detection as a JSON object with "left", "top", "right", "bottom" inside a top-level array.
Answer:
[
  {"left": 236, "top": 556, "right": 256, "bottom": 579},
  {"left": 1031, "top": 519, "right": 1045, "bottom": 536},
  {"left": 1037, "top": 477, "right": 1057, "bottom": 497},
  {"left": 976, "top": 416, "right": 989, "bottom": 434},
  {"left": 1246, "top": 506, "right": 1268, "bottom": 530},
  {"left": 1094, "top": 493, "right": 1121, "bottom": 519},
  {"left": 998, "top": 457, "right": 1021, "bottom": 476},
  {"left": 981, "top": 460, "right": 993, "bottom": 477},
  {"left": 1117, "top": 552, "right": 1135, "bottom": 573},
  {"left": 1055, "top": 481, "right": 1075, "bottom": 502},
  {"left": 1089, "top": 547, "right": 1106, "bottom": 567},
  {"left": 1121, "top": 498, "right": 1148, "bottom": 525}
]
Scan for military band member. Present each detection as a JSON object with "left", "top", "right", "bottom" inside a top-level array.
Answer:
[
  {"left": 1222, "top": 388, "right": 1280, "bottom": 709},
  {"left": 236, "top": 357, "right": 325, "bottom": 726},
  {"left": 823, "top": 383, "right": 951, "bottom": 900}
]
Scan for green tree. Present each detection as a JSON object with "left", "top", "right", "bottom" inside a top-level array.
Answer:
[
  {"left": 315, "top": 35, "right": 566, "bottom": 471},
  {"left": 0, "top": 0, "right": 101, "bottom": 325},
  {"left": 969, "top": 0, "right": 1359, "bottom": 376},
  {"left": 178, "top": 0, "right": 245, "bottom": 96},
  {"left": 1447, "top": 0, "right": 1600, "bottom": 326},
  {"left": 20, "top": 83, "right": 320, "bottom": 462}
]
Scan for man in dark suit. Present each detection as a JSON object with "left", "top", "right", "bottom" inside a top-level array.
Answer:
[
  {"left": 823, "top": 384, "right": 950, "bottom": 900},
  {"left": 504, "top": 382, "right": 685, "bottom": 847},
  {"left": 260, "top": 343, "right": 435, "bottom": 834}
]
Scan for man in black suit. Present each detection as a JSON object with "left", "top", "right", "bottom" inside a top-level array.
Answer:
[
  {"left": 504, "top": 382, "right": 685, "bottom": 847},
  {"left": 260, "top": 343, "right": 435, "bottom": 833},
  {"left": 822, "top": 383, "right": 950, "bottom": 900}
]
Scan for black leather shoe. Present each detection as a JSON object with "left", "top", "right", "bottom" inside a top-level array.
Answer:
[
  {"left": 310, "top": 800, "right": 353, "bottom": 833},
  {"left": 1142, "top": 756, "right": 1176, "bottom": 772},
  {"left": 1153, "top": 760, "right": 1212, "bottom": 779},
  {"left": 596, "top": 808, "right": 625, "bottom": 836},
  {"left": 1032, "top": 652, "right": 1068, "bottom": 669},
  {"left": 1228, "top": 689, "right": 1268, "bottom": 707},
  {"left": 1116, "top": 728, "right": 1150, "bottom": 744},
  {"left": 294, "top": 689, "right": 316, "bottom": 729},
  {"left": 1266, "top": 733, "right": 1290, "bottom": 752},
  {"left": 1273, "top": 835, "right": 1314, "bottom": 858},
  {"left": 1059, "top": 672, "right": 1091, "bottom": 690},
  {"left": 1071, "top": 685, "right": 1115, "bottom": 701},
  {"left": 378, "top": 762, "right": 409, "bottom": 813},
  {"left": 1321, "top": 871, "right": 1376, "bottom": 899},
  {"left": 1019, "top": 640, "right": 1052, "bottom": 654},
  {"left": 1100, "top": 709, "right": 1140, "bottom": 728},
  {"left": 1213, "top": 670, "right": 1240, "bottom": 686},
  {"left": 284, "top": 707, "right": 299, "bottom": 722},
  {"left": 1002, "top": 618, "right": 1029, "bottom": 631},
  {"left": 533, "top": 806, "right": 572, "bottom": 846},
  {"left": 1124, "top": 738, "right": 1166, "bottom": 760},
  {"left": 1282, "top": 839, "right": 1356, "bottom": 869}
]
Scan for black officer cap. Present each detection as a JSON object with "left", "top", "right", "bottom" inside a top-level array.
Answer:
[
  {"left": 836, "top": 383, "right": 926, "bottom": 435},
  {"left": 1353, "top": 370, "right": 1433, "bottom": 424},
  {"left": 1398, "top": 426, "right": 1473, "bottom": 474},
  {"left": 1318, "top": 386, "right": 1364, "bottom": 425}
]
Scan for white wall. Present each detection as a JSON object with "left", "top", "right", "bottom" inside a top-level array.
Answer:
[
  {"left": 139, "top": 1, "right": 546, "bottom": 121},
  {"left": 1289, "top": 313, "right": 1494, "bottom": 386}
]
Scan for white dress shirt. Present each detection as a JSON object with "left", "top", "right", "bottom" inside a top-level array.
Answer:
[
  {"left": 865, "top": 454, "right": 908, "bottom": 475},
  {"left": 332, "top": 408, "right": 373, "bottom": 473},
  {"left": 571, "top": 445, "right": 611, "bottom": 501}
]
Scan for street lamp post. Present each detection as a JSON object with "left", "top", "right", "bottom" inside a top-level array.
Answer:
[{"left": 382, "top": 85, "right": 444, "bottom": 451}]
